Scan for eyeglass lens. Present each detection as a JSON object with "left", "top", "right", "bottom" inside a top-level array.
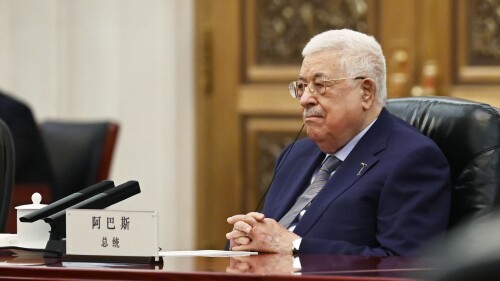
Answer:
[{"left": 295, "top": 79, "right": 326, "bottom": 98}]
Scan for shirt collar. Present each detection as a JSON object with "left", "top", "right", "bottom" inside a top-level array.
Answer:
[{"left": 331, "top": 118, "right": 377, "bottom": 161}]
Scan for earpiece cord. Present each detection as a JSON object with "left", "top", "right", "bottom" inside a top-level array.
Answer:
[{"left": 254, "top": 124, "right": 305, "bottom": 212}]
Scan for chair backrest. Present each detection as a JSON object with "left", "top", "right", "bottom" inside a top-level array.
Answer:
[
  {"left": 0, "top": 119, "right": 15, "bottom": 232},
  {"left": 40, "top": 121, "right": 119, "bottom": 200},
  {"left": 386, "top": 96, "right": 500, "bottom": 229}
]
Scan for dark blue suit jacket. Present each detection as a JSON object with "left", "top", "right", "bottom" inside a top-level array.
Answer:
[{"left": 262, "top": 108, "right": 451, "bottom": 256}]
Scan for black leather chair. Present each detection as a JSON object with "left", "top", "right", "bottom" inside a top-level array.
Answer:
[
  {"left": 40, "top": 121, "right": 119, "bottom": 200},
  {"left": 0, "top": 119, "right": 15, "bottom": 232},
  {"left": 385, "top": 96, "right": 500, "bottom": 229}
]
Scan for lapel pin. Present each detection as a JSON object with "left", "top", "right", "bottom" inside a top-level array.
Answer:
[{"left": 357, "top": 162, "right": 367, "bottom": 176}]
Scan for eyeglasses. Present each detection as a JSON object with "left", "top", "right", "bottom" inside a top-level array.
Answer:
[{"left": 288, "top": 76, "right": 366, "bottom": 99}]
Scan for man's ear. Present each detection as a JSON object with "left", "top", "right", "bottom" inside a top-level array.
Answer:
[{"left": 360, "top": 78, "right": 376, "bottom": 110}]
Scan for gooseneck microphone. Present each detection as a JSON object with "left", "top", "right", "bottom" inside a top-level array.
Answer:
[
  {"left": 20, "top": 180, "right": 115, "bottom": 223},
  {"left": 45, "top": 181, "right": 140, "bottom": 224},
  {"left": 254, "top": 124, "right": 305, "bottom": 212},
  {"left": 44, "top": 180, "right": 141, "bottom": 240},
  {"left": 42, "top": 180, "right": 141, "bottom": 256}
]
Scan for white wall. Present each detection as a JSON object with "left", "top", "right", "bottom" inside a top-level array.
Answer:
[{"left": 0, "top": 0, "right": 195, "bottom": 250}]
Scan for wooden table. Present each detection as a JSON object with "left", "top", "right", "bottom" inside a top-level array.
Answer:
[{"left": 0, "top": 251, "right": 434, "bottom": 280}]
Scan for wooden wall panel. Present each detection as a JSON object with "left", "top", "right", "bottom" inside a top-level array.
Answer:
[
  {"left": 451, "top": 0, "right": 500, "bottom": 107},
  {"left": 195, "top": 0, "right": 500, "bottom": 250},
  {"left": 456, "top": 0, "right": 500, "bottom": 83},
  {"left": 243, "top": 0, "right": 378, "bottom": 82},
  {"left": 195, "top": 0, "right": 242, "bottom": 250},
  {"left": 241, "top": 118, "right": 306, "bottom": 211}
]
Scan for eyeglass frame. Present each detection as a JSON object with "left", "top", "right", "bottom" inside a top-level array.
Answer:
[{"left": 288, "top": 76, "right": 366, "bottom": 99}]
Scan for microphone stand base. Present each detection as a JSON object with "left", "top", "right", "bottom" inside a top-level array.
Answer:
[{"left": 43, "top": 239, "right": 66, "bottom": 258}]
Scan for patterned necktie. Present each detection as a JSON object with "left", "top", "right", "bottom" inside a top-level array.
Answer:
[{"left": 278, "top": 155, "right": 342, "bottom": 228}]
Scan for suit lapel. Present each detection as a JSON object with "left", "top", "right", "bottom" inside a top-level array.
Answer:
[
  {"left": 270, "top": 148, "right": 324, "bottom": 220},
  {"left": 293, "top": 108, "right": 393, "bottom": 236}
]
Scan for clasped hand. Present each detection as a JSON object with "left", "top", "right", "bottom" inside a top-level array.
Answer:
[{"left": 226, "top": 212, "right": 299, "bottom": 254}]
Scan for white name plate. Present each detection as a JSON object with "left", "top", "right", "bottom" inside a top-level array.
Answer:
[{"left": 66, "top": 209, "right": 158, "bottom": 257}]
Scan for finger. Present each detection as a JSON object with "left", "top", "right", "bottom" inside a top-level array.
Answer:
[
  {"left": 233, "top": 221, "right": 252, "bottom": 234},
  {"left": 262, "top": 217, "right": 281, "bottom": 227},
  {"left": 230, "top": 256, "right": 245, "bottom": 262},
  {"left": 228, "top": 212, "right": 265, "bottom": 225},
  {"left": 231, "top": 243, "right": 253, "bottom": 252},
  {"left": 227, "top": 214, "right": 247, "bottom": 224},
  {"left": 226, "top": 260, "right": 250, "bottom": 274},
  {"left": 235, "top": 214, "right": 265, "bottom": 229},
  {"left": 229, "top": 239, "right": 240, "bottom": 250},
  {"left": 226, "top": 229, "right": 247, "bottom": 240},
  {"left": 234, "top": 236, "right": 251, "bottom": 245},
  {"left": 234, "top": 262, "right": 250, "bottom": 271},
  {"left": 246, "top": 212, "right": 265, "bottom": 221}
]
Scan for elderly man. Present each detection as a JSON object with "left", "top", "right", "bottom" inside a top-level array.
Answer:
[{"left": 226, "top": 29, "right": 450, "bottom": 256}]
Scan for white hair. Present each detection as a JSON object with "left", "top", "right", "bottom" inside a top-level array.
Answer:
[{"left": 302, "top": 29, "right": 387, "bottom": 105}]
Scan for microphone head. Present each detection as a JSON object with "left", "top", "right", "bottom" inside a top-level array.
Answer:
[
  {"left": 44, "top": 180, "right": 141, "bottom": 225},
  {"left": 20, "top": 180, "right": 115, "bottom": 223}
]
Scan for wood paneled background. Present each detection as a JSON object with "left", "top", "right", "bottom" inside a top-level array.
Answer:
[{"left": 195, "top": 0, "right": 500, "bottom": 249}]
